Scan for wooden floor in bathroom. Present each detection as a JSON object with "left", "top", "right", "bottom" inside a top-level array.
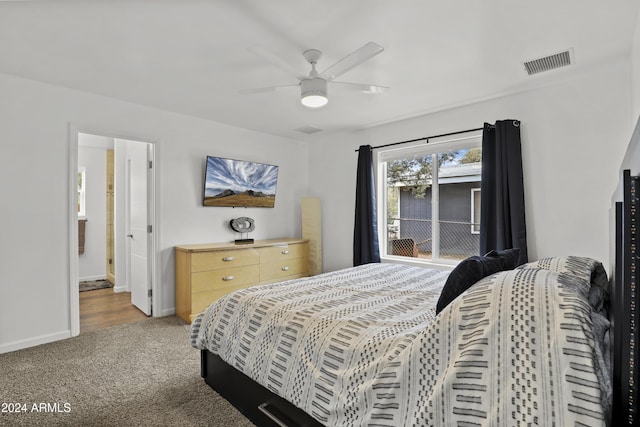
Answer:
[{"left": 80, "top": 288, "right": 148, "bottom": 333}]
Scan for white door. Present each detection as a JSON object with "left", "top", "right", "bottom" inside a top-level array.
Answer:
[{"left": 128, "top": 142, "right": 151, "bottom": 315}]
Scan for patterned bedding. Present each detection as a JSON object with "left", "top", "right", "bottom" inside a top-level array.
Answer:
[{"left": 191, "top": 258, "right": 609, "bottom": 426}]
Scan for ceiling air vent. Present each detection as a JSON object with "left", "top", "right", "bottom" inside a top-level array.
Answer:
[
  {"left": 295, "top": 125, "right": 323, "bottom": 135},
  {"left": 523, "top": 49, "right": 573, "bottom": 76}
]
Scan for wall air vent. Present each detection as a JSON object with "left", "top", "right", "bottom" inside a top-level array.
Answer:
[
  {"left": 295, "top": 125, "right": 323, "bottom": 135},
  {"left": 523, "top": 49, "right": 573, "bottom": 76}
]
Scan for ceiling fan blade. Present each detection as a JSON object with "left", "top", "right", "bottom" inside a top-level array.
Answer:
[
  {"left": 247, "top": 45, "right": 307, "bottom": 81},
  {"left": 239, "top": 84, "right": 299, "bottom": 94},
  {"left": 319, "top": 42, "right": 384, "bottom": 81},
  {"left": 332, "top": 82, "right": 389, "bottom": 94}
]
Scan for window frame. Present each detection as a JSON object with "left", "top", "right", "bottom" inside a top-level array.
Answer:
[
  {"left": 471, "top": 188, "right": 481, "bottom": 235},
  {"left": 78, "top": 166, "right": 86, "bottom": 218},
  {"left": 375, "top": 133, "right": 482, "bottom": 268}
]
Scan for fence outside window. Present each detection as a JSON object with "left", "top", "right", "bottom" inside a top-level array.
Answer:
[{"left": 387, "top": 217, "right": 479, "bottom": 261}]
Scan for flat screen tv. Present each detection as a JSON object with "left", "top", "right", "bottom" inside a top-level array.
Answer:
[{"left": 203, "top": 156, "right": 279, "bottom": 208}]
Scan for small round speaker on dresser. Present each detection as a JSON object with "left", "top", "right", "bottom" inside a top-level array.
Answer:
[{"left": 230, "top": 217, "right": 255, "bottom": 244}]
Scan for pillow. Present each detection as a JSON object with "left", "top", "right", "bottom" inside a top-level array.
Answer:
[
  {"left": 516, "top": 256, "right": 609, "bottom": 314},
  {"left": 436, "top": 255, "right": 505, "bottom": 314},
  {"left": 516, "top": 256, "right": 599, "bottom": 279},
  {"left": 484, "top": 248, "right": 521, "bottom": 270}
]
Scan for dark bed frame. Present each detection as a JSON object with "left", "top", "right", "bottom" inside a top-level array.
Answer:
[
  {"left": 201, "top": 350, "right": 323, "bottom": 427},
  {"left": 200, "top": 169, "right": 640, "bottom": 426},
  {"left": 612, "top": 169, "right": 640, "bottom": 425}
]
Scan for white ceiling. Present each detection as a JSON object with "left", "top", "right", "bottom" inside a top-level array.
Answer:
[{"left": 1, "top": 1, "right": 638, "bottom": 140}]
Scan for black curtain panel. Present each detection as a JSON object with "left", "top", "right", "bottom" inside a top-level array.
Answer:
[
  {"left": 480, "top": 120, "right": 528, "bottom": 265},
  {"left": 353, "top": 145, "right": 381, "bottom": 266}
]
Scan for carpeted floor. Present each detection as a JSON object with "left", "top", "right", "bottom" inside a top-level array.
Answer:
[{"left": 0, "top": 316, "right": 254, "bottom": 426}]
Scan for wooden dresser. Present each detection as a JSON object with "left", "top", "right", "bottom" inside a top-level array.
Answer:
[{"left": 175, "top": 238, "right": 309, "bottom": 323}]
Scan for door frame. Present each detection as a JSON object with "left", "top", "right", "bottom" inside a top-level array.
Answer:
[{"left": 68, "top": 123, "right": 160, "bottom": 336}]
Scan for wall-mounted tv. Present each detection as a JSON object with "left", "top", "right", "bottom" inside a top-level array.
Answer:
[{"left": 203, "top": 156, "right": 279, "bottom": 208}]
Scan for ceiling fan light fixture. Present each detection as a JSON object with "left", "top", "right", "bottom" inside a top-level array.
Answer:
[{"left": 301, "top": 78, "right": 328, "bottom": 108}]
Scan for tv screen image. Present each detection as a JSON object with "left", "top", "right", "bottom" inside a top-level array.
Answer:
[{"left": 203, "top": 156, "right": 279, "bottom": 208}]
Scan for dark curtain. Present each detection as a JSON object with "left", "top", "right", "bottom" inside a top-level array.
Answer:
[
  {"left": 480, "top": 120, "right": 528, "bottom": 265},
  {"left": 353, "top": 145, "right": 381, "bottom": 266}
]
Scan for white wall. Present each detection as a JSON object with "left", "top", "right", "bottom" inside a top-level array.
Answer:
[
  {"left": 77, "top": 144, "right": 107, "bottom": 281},
  {"left": 631, "top": 7, "right": 640, "bottom": 123},
  {"left": 0, "top": 72, "right": 309, "bottom": 353},
  {"left": 309, "top": 61, "right": 632, "bottom": 273},
  {"left": 614, "top": 35, "right": 640, "bottom": 203},
  {"left": 77, "top": 133, "right": 113, "bottom": 282}
]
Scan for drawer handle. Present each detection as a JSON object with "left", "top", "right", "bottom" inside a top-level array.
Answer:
[
  {"left": 222, "top": 256, "right": 235, "bottom": 262},
  {"left": 281, "top": 266, "right": 290, "bottom": 272},
  {"left": 281, "top": 250, "right": 289, "bottom": 255},
  {"left": 222, "top": 275, "right": 235, "bottom": 281},
  {"left": 257, "top": 403, "right": 288, "bottom": 427}
]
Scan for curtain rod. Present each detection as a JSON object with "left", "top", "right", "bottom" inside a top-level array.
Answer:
[{"left": 354, "top": 126, "right": 485, "bottom": 152}]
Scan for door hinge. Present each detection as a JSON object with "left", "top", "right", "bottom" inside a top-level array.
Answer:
[
  {"left": 148, "top": 289, "right": 152, "bottom": 298},
  {"left": 148, "top": 160, "right": 153, "bottom": 169},
  {"left": 147, "top": 225, "right": 152, "bottom": 233}
]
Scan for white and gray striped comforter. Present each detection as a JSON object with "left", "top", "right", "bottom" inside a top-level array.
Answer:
[{"left": 191, "top": 258, "right": 609, "bottom": 426}]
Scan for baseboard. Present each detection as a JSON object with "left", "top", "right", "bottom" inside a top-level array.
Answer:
[
  {"left": 157, "top": 307, "right": 175, "bottom": 317},
  {"left": 113, "top": 285, "right": 128, "bottom": 293},
  {"left": 0, "top": 330, "right": 72, "bottom": 354}
]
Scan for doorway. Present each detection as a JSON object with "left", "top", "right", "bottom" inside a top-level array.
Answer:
[{"left": 70, "top": 128, "right": 157, "bottom": 336}]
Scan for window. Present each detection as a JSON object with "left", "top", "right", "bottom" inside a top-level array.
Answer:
[
  {"left": 471, "top": 188, "right": 481, "bottom": 234},
  {"left": 377, "top": 135, "right": 482, "bottom": 264},
  {"left": 78, "top": 167, "right": 86, "bottom": 217}
]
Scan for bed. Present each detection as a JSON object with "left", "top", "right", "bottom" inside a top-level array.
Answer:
[{"left": 189, "top": 171, "right": 640, "bottom": 426}]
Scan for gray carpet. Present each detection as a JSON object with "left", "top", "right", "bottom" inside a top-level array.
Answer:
[{"left": 0, "top": 316, "right": 254, "bottom": 426}]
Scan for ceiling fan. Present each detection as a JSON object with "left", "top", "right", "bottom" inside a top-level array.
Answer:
[{"left": 241, "top": 42, "right": 388, "bottom": 108}]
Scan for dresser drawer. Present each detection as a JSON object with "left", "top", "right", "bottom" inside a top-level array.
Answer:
[
  {"left": 191, "top": 249, "right": 259, "bottom": 272},
  {"left": 191, "top": 282, "right": 258, "bottom": 314},
  {"left": 259, "top": 243, "right": 309, "bottom": 264},
  {"left": 260, "top": 256, "right": 308, "bottom": 282},
  {"left": 191, "top": 264, "right": 259, "bottom": 293}
]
